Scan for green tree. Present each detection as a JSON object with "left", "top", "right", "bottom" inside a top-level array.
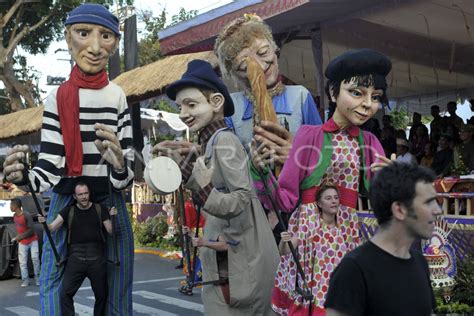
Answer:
[
  {"left": 0, "top": 0, "right": 132, "bottom": 112},
  {"left": 169, "top": 8, "right": 198, "bottom": 27},
  {"left": 137, "top": 7, "right": 198, "bottom": 67},
  {"left": 152, "top": 98, "right": 178, "bottom": 114},
  {"left": 389, "top": 109, "right": 410, "bottom": 130},
  {"left": 137, "top": 9, "right": 166, "bottom": 66}
]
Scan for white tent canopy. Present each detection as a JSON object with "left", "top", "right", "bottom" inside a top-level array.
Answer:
[
  {"left": 140, "top": 108, "right": 188, "bottom": 136},
  {"left": 140, "top": 108, "right": 189, "bottom": 164}
]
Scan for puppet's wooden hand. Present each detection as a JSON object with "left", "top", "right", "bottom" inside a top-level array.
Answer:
[
  {"left": 151, "top": 140, "right": 200, "bottom": 165},
  {"left": 3, "top": 145, "right": 28, "bottom": 183},
  {"left": 254, "top": 120, "right": 292, "bottom": 166},
  {"left": 370, "top": 153, "right": 395, "bottom": 173},
  {"left": 94, "top": 123, "right": 125, "bottom": 171},
  {"left": 250, "top": 139, "right": 275, "bottom": 171}
]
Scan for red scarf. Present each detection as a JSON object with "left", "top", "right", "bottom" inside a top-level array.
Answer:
[{"left": 57, "top": 65, "right": 109, "bottom": 176}]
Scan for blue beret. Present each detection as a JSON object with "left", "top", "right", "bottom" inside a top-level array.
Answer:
[
  {"left": 325, "top": 48, "right": 391, "bottom": 82},
  {"left": 65, "top": 3, "right": 120, "bottom": 37}
]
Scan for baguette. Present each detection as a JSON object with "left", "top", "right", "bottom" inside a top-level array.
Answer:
[{"left": 246, "top": 56, "right": 278, "bottom": 125}]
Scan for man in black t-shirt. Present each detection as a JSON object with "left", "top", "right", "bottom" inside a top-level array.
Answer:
[
  {"left": 325, "top": 163, "right": 441, "bottom": 316},
  {"left": 38, "top": 182, "right": 116, "bottom": 316}
]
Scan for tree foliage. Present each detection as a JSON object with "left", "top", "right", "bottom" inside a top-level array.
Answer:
[
  {"left": 169, "top": 8, "right": 198, "bottom": 27},
  {"left": 388, "top": 109, "right": 410, "bottom": 130},
  {"left": 137, "top": 7, "right": 198, "bottom": 67}
]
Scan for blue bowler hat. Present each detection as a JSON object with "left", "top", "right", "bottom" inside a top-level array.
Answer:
[
  {"left": 166, "top": 60, "right": 234, "bottom": 117},
  {"left": 65, "top": 3, "right": 120, "bottom": 37}
]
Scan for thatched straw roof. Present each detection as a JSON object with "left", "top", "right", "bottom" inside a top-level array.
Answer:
[
  {"left": 113, "top": 51, "right": 218, "bottom": 103},
  {"left": 0, "top": 105, "right": 43, "bottom": 141}
]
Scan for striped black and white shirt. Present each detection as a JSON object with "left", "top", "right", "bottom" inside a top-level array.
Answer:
[{"left": 28, "top": 82, "right": 134, "bottom": 195}]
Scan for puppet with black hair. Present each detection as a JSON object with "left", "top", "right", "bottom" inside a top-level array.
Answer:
[{"left": 251, "top": 48, "right": 392, "bottom": 315}]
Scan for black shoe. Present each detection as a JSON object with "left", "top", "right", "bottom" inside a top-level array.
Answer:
[
  {"left": 174, "top": 263, "right": 184, "bottom": 269},
  {"left": 178, "top": 284, "right": 193, "bottom": 296}
]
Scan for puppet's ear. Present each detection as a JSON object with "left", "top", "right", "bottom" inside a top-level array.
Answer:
[
  {"left": 64, "top": 28, "right": 72, "bottom": 52},
  {"left": 209, "top": 93, "right": 225, "bottom": 114}
]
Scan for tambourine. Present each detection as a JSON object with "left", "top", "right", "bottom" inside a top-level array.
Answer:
[{"left": 144, "top": 156, "right": 182, "bottom": 195}]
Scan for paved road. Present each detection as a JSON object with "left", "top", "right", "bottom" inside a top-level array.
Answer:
[{"left": 0, "top": 252, "right": 204, "bottom": 315}]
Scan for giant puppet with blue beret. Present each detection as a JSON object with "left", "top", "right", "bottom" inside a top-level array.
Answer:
[{"left": 3, "top": 3, "right": 134, "bottom": 315}]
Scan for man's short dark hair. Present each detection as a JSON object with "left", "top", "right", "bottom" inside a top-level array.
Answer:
[
  {"left": 369, "top": 163, "right": 435, "bottom": 226},
  {"left": 74, "top": 181, "right": 90, "bottom": 193},
  {"left": 11, "top": 198, "right": 22, "bottom": 209},
  {"left": 431, "top": 105, "right": 439, "bottom": 111}
]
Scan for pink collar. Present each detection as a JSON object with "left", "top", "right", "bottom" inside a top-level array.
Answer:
[{"left": 322, "top": 118, "right": 360, "bottom": 138}]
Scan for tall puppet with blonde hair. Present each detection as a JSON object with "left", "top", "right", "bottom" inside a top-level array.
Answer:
[
  {"left": 215, "top": 14, "right": 322, "bottom": 157},
  {"left": 215, "top": 14, "right": 322, "bottom": 241},
  {"left": 3, "top": 4, "right": 134, "bottom": 315}
]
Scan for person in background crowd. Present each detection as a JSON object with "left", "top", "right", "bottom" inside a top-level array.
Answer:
[
  {"left": 408, "top": 112, "right": 424, "bottom": 143},
  {"left": 11, "top": 198, "right": 40, "bottom": 287},
  {"left": 411, "top": 125, "right": 430, "bottom": 163},
  {"left": 445, "top": 101, "right": 463, "bottom": 131},
  {"left": 396, "top": 138, "right": 416, "bottom": 165},
  {"left": 380, "top": 114, "right": 397, "bottom": 157},
  {"left": 361, "top": 118, "right": 381, "bottom": 140},
  {"left": 420, "top": 143, "right": 435, "bottom": 168},
  {"left": 431, "top": 135, "right": 454, "bottom": 177},
  {"left": 325, "top": 163, "right": 440, "bottom": 316},
  {"left": 429, "top": 105, "right": 444, "bottom": 146},
  {"left": 450, "top": 124, "right": 474, "bottom": 174}
]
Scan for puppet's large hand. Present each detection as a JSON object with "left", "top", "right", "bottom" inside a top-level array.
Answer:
[
  {"left": 253, "top": 120, "right": 292, "bottom": 166},
  {"left": 370, "top": 153, "right": 396, "bottom": 173},
  {"left": 250, "top": 139, "right": 275, "bottom": 171},
  {"left": 3, "top": 145, "right": 28, "bottom": 183},
  {"left": 94, "top": 123, "right": 125, "bottom": 171},
  {"left": 151, "top": 140, "right": 200, "bottom": 165}
]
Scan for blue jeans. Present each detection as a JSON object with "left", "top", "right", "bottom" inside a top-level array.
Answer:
[{"left": 18, "top": 240, "right": 40, "bottom": 281}]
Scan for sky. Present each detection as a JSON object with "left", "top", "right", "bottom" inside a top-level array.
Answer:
[{"left": 26, "top": 0, "right": 232, "bottom": 101}]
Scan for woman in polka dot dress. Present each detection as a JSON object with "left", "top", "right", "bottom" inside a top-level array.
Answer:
[
  {"left": 276, "top": 184, "right": 352, "bottom": 315},
  {"left": 250, "top": 48, "right": 393, "bottom": 315}
]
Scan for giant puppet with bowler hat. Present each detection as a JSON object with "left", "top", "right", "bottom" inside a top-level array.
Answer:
[
  {"left": 3, "top": 3, "right": 135, "bottom": 315},
  {"left": 152, "top": 59, "right": 279, "bottom": 315}
]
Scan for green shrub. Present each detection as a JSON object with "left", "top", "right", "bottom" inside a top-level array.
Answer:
[
  {"left": 434, "top": 256, "right": 474, "bottom": 314},
  {"left": 436, "top": 299, "right": 472, "bottom": 314},
  {"left": 135, "top": 213, "right": 168, "bottom": 246},
  {"left": 451, "top": 256, "right": 474, "bottom": 306}
]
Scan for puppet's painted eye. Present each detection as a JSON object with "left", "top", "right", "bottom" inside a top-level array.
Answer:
[{"left": 350, "top": 90, "right": 362, "bottom": 97}]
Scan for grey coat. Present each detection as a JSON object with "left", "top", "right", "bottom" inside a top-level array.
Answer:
[{"left": 187, "top": 130, "right": 279, "bottom": 315}]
